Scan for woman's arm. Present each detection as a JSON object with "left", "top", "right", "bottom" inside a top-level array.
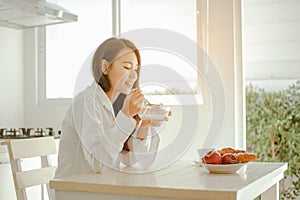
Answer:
[
  {"left": 72, "top": 95, "right": 136, "bottom": 169},
  {"left": 120, "top": 125, "right": 160, "bottom": 168}
]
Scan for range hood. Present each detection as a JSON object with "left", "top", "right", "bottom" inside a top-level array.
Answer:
[{"left": 0, "top": 0, "right": 77, "bottom": 29}]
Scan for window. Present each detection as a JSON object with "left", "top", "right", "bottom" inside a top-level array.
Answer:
[
  {"left": 45, "top": 0, "right": 112, "bottom": 98},
  {"left": 44, "top": 0, "right": 202, "bottom": 104},
  {"left": 120, "top": 0, "right": 201, "bottom": 104},
  {"left": 121, "top": 0, "right": 196, "bottom": 39}
]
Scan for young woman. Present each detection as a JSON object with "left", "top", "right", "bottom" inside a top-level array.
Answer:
[{"left": 55, "top": 38, "right": 161, "bottom": 178}]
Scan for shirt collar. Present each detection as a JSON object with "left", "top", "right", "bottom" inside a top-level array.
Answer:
[{"left": 92, "top": 82, "right": 115, "bottom": 116}]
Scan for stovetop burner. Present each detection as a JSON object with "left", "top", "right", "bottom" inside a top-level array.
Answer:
[{"left": 0, "top": 127, "right": 61, "bottom": 139}]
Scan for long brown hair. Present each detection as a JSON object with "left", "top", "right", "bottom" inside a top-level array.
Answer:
[{"left": 92, "top": 38, "right": 141, "bottom": 92}]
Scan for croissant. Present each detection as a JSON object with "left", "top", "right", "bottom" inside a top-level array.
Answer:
[
  {"left": 235, "top": 149, "right": 247, "bottom": 154},
  {"left": 218, "top": 147, "right": 246, "bottom": 156},
  {"left": 236, "top": 153, "right": 259, "bottom": 163}
]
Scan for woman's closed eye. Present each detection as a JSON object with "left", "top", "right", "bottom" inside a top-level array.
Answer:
[
  {"left": 124, "top": 65, "right": 138, "bottom": 71},
  {"left": 123, "top": 66, "right": 131, "bottom": 70}
]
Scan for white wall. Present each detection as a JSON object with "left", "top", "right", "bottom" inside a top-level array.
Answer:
[
  {"left": 0, "top": 27, "right": 24, "bottom": 127},
  {"left": 244, "top": 0, "right": 300, "bottom": 90}
]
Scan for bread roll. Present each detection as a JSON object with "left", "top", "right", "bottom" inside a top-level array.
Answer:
[{"left": 236, "top": 153, "right": 259, "bottom": 163}]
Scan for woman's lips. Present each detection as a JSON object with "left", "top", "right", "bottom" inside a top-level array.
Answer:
[{"left": 125, "top": 81, "right": 134, "bottom": 88}]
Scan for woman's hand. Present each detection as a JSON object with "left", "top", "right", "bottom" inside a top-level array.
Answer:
[
  {"left": 135, "top": 120, "right": 149, "bottom": 140},
  {"left": 122, "top": 89, "right": 144, "bottom": 117},
  {"left": 136, "top": 119, "right": 166, "bottom": 140}
]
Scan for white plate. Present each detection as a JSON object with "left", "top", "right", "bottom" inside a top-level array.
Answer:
[{"left": 200, "top": 163, "right": 247, "bottom": 174}]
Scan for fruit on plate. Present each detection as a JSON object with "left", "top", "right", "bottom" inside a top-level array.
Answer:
[
  {"left": 236, "top": 153, "right": 259, "bottom": 163},
  {"left": 201, "top": 147, "right": 259, "bottom": 165},
  {"left": 222, "top": 153, "right": 238, "bottom": 164},
  {"left": 202, "top": 150, "right": 222, "bottom": 164}
]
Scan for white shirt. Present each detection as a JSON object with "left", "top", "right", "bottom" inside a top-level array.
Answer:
[{"left": 55, "top": 82, "right": 160, "bottom": 178}]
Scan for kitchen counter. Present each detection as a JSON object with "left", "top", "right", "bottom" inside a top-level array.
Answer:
[{"left": 50, "top": 161, "right": 287, "bottom": 200}]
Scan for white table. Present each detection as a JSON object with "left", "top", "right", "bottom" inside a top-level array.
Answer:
[{"left": 50, "top": 161, "right": 287, "bottom": 200}]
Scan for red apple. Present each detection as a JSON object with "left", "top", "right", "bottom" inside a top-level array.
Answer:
[
  {"left": 202, "top": 150, "right": 222, "bottom": 164},
  {"left": 222, "top": 153, "right": 237, "bottom": 164}
]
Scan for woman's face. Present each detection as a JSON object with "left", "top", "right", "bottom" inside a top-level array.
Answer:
[{"left": 107, "top": 48, "right": 138, "bottom": 95}]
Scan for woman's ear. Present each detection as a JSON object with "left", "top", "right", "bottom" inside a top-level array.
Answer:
[{"left": 101, "top": 59, "right": 109, "bottom": 75}]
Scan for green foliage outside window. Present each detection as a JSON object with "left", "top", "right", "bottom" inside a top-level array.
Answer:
[{"left": 246, "top": 81, "right": 300, "bottom": 199}]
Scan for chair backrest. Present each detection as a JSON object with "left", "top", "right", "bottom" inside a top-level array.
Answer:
[{"left": 2, "top": 137, "right": 57, "bottom": 200}]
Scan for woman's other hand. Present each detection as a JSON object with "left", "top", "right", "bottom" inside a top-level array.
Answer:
[
  {"left": 122, "top": 89, "right": 144, "bottom": 117},
  {"left": 136, "top": 119, "right": 166, "bottom": 140}
]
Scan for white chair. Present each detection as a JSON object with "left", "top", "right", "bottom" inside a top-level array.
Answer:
[{"left": 2, "top": 137, "right": 57, "bottom": 200}]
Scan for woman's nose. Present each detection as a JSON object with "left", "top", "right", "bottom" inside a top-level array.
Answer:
[{"left": 129, "top": 70, "right": 137, "bottom": 80}]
